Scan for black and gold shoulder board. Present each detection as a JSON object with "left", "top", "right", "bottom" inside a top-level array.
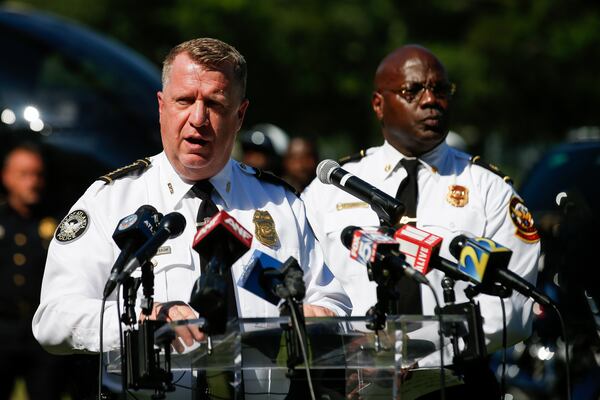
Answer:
[
  {"left": 470, "top": 155, "right": 513, "bottom": 185},
  {"left": 338, "top": 149, "right": 367, "bottom": 166},
  {"left": 253, "top": 168, "right": 300, "bottom": 197},
  {"left": 97, "top": 158, "right": 151, "bottom": 184}
]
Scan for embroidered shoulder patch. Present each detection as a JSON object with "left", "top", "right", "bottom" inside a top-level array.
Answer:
[
  {"left": 508, "top": 196, "right": 539, "bottom": 243},
  {"left": 55, "top": 210, "right": 89, "bottom": 243}
]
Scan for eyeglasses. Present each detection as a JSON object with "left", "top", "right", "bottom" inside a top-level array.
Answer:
[{"left": 381, "top": 82, "right": 456, "bottom": 104}]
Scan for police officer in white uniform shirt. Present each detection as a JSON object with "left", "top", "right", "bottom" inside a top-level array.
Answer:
[
  {"left": 302, "top": 45, "right": 540, "bottom": 397},
  {"left": 32, "top": 38, "right": 350, "bottom": 389}
]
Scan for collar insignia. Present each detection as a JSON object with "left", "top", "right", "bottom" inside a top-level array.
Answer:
[
  {"left": 253, "top": 210, "right": 279, "bottom": 249},
  {"left": 447, "top": 185, "right": 469, "bottom": 207}
]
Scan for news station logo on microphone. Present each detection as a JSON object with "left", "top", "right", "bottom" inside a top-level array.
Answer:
[
  {"left": 457, "top": 237, "right": 512, "bottom": 284},
  {"left": 193, "top": 210, "right": 253, "bottom": 249},
  {"left": 393, "top": 225, "right": 443, "bottom": 274},
  {"left": 349, "top": 229, "right": 397, "bottom": 265}
]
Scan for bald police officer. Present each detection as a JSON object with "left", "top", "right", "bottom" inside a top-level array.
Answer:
[{"left": 303, "top": 45, "right": 540, "bottom": 398}]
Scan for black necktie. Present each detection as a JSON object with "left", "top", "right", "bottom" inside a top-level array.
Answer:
[
  {"left": 191, "top": 181, "right": 238, "bottom": 319},
  {"left": 394, "top": 158, "right": 423, "bottom": 314}
]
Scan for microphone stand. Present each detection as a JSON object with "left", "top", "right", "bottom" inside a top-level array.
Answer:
[
  {"left": 280, "top": 295, "right": 307, "bottom": 376},
  {"left": 436, "top": 278, "right": 488, "bottom": 378},
  {"left": 365, "top": 285, "right": 390, "bottom": 352},
  {"left": 122, "top": 261, "right": 174, "bottom": 399}
]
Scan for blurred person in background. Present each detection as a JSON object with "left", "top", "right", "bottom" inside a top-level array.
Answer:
[
  {"left": 238, "top": 127, "right": 282, "bottom": 174},
  {"left": 283, "top": 137, "right": 319, "bottom": 193},
  {"left": 0, "top": 143, "right": 64, "bottom": 400}
]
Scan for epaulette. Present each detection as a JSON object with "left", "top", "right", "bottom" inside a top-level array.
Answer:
[
  {"left": 253, "top": 167, "right": 300, "bottom": 197},
  {"left": 97, "top": 157, "right": 151, "bottom": 184},
  {"left": 338, "top": 149, "right": 367, "bottom": 166},
  {"left": 470, "top": 155, "right": 513, "bottom": 185}
]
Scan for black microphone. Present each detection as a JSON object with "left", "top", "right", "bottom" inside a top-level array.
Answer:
[
  {"left": 340, "top": 226, "right": 429, "bottom": 284},
  {"left": 116, "top": 212, "right": 186, "bottom": 283},
  {"left": 449, "top": 235, "right": 553, "bottom": 306},
  {"left": 103, "top": 205, "right": 162, "bottom": 298},
  {"left": 317, "top": 160, "right": 405, "bottom": 225}
]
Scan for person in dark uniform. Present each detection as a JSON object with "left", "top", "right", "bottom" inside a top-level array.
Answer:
[{"left": 0, "top": 143, "right": 64, "bottom": 400}]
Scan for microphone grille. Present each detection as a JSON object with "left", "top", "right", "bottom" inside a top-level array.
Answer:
[
  {"left": 161, "top": 212, "right": 187, "bottom": 238},
  {"left": 448, "top": 234, "right": 468, "bottom": 259},
  {"left": 316, "top": 159, "right": 340, "bottom": 184}
]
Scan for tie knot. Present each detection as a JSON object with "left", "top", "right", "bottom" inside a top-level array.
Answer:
[
  {"left": 400, "top": 158, "right": 420, "bottom": 176},
  {"left": 191, "top": 180, "right": 214, "bottom": 200}
]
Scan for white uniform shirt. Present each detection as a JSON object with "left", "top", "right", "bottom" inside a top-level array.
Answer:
[
  {"left": 302, "top": 141, "right": 540, "bottom": 351},
  {"left": 33, "top": 152, "right": 351, "bottom": 354}
]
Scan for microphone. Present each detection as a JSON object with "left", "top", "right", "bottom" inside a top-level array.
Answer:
[
  {"left": 239, "top": 251, "right": 305, "bottom": 305},
  {"left": 191, "top": 210, "right": 252, "bottom": 266},
  {"left": 189, "top": 211, "right": 252, "bottom": 330},
  {"left": 340, "top": 226, "right": 429, "bottom": 284},
  {"left": 392, "top": 225, "right": 479, "bottom": 284},
  {"left": 103, "top": 205, "right": 162, "bottom": 298},
  {"left": 317, "top": 160, "right": 405, "bottom": 226},
  {"left": 116, "top": 212, "right": 186, "bottom": 283},
  {"left": 449, "top": 235, "right": 553, "bottom": 306}
]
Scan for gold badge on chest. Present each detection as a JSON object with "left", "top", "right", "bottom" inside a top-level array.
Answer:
[
  {"left": 253, "top": 210, "right": 279, "bottom": 248},
  {"left": 447, "top": 185, "right": 469, "bottom": 207}
]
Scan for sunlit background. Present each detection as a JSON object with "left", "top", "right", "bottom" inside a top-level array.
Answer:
[{"left": 1, "top": 1, "right": 599, "bottom": 399}]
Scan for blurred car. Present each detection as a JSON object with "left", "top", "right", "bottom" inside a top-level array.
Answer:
[
  {"left": 519, "top": 139, "right": 600, "bottom": 325},
  {"left": 493, "top": 139, "right": 600, "bottom": 400},
  {"left": 0, "top": 5, "right": 162, "bottom": 214}
]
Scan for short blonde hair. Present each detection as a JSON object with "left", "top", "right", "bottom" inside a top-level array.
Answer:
[{"left": 162, "top": 38, "right": 247, "bottom": 98}]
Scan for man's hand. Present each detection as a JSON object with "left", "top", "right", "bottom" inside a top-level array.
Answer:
[
  {"left": 303, "top": 304, "right": 337, "bottom": 317},
  {"left": 141, "top": 301, "right": 205, "bottom": 353}
]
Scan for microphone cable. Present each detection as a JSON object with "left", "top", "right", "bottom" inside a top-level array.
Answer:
[
  {"left": 551, "top": 303, "right": 571, "bottom": 400},
  {"left": 500, "top": 297, "right": 507, "bottom": 400},
  {"left": 288, "top": 301, "right": 316, "bottom": 400},
  {"left": 98, "top": 297, "right": 107, "bottom": 400},
  {"left": 425, "top": 281, "right": 446, "bottom": 400}
]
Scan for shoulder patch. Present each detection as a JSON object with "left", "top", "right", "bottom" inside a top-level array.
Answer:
[
  {"left": 508, "top": 196, "right": 540, "bottom": 243},
  {"left": 253, "top": 168, "right": 300, "bottom": 197},
  {"left": 338, "top": 149, "right": 367, "bottom": 166},
  {"left": 470, "top": 155, "right": 513, "bottom": 185},
  {"left": 97, "top": 158, "right": 151, "bottom": 184},
  {"left": 55, "top": 210, "right": 89, "bottom": 243}
]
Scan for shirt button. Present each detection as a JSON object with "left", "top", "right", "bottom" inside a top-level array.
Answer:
[
  {"left": 13, "top": 253, "right": 26, "bottom": 266},
  {"left": 15, "top": 233, "right": 27, "bottom": 246},
  {"left": 13, "top": 274, "right": 26, "bottom": 286}
]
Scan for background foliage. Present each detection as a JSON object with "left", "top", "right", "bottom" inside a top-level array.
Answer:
[{"left": 7, "top": 0, "right": 600, "bottom": 180}]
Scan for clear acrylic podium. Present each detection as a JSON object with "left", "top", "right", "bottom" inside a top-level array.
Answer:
[{"left": 106, "top": 315, "right": 467, "bottom": 399}]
